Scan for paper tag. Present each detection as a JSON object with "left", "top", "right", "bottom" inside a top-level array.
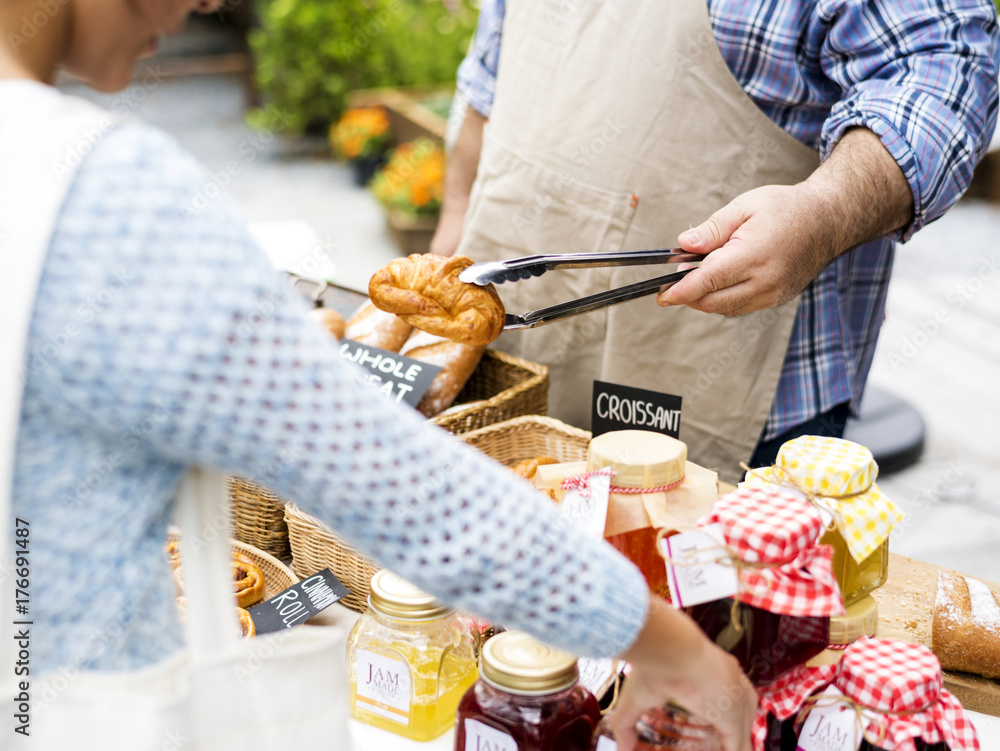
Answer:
[
  {"left": 247, "top": 568, "right": 349, "bottom": 634},
  {"left": 592, "top": 380, "right": 682, "bottom": 438},
  {"left": 338, "top": 339, "right": 442, "bottom": 408},
  {"left": 797, "top": 687, "right": 862, "bottom": 751},
  {"left": 355, "top": 650, "right": 411, "bottom": 725},
  {"left": 663, "top": 523, "right": 739, "bottom": 608},
  {"left": 595, "top": 736, "right": 618, "bottom": 751},
  {"left": 464, "top": 719, "right": 518, "bottom": 751},
  {"left": 560, "top": 472, "right": 611, "bottom": 538},
  {"left": 577, "top": 657, "right": 620, "bottom": 698}
]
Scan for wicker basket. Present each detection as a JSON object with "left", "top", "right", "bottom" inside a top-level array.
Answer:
[
  {"left": 229, "top": 477, "right": 291, "bottom": 560},
  {"left": 228, "top": 349, "right": 549, "bottom": 560},
  {"left": 458, "top": 414, "right": 592, "bottom": 466},
  {"left": 285, "top": 503, "right": 379, "bottom": 613},
  {"left": 166, "top": 532, "right": 298, "bottom": 602},
  {"left": 430, "top": 349, "right": 549, "bottom": 435}
]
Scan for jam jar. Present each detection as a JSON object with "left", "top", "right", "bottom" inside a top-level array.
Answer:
[
  {"left": 822, "top": 530, "right": 889, "bottom": 607},
  {"left": 588, "top": 430, "right": 715, "bottom": 600},
  {"left": 684, "top": 598, "right": 830, "bottom": 687},
  {"left": 591, "top": 704, "right": 723, "bottom": 751},
  {"left": 347, "top": 569, "right": 478, "bottom": 741},
  {"left": 455, "top": 630, "right": 601, "bottom": 751}
]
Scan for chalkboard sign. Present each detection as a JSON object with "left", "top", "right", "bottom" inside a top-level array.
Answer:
[
  {"left": 248, "top": 568, "right": 350, "bottom": 635},
  {"left": 338, "top": 339, "right": 442, "bottom": 409},
  {"left": 591, "top": 380, "right": 682, "bottom": 438}
]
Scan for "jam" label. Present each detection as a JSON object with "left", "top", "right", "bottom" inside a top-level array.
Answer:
[
  {"left": 662, "top": 523, "right": 740, "bottom": 608},
  {"left": 355, "top": 650, "right": 411, "bottom": 725},
  {"left": 796, "top": 687, "right": 863, "bottom": 751},
  {"left": 464, "top": 719, "right": 517, "bottom": 751}
]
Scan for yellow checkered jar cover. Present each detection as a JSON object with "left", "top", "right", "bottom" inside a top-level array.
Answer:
[{"left": 742, "top": 436, "right": 904, "bottom": 563}]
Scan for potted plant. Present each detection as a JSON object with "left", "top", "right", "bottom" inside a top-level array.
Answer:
[
  {"left": 370, "top": 137, "right": 444, "bottom": 254},
  {"left": 329, "top": 106, "right": 393, "bottom": 186}
]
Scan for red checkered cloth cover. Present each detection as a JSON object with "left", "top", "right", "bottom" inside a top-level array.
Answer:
[
  {"left": 698, "top": 486, "right": 845, "bottom": 617},
  {"left": 835, "top": 637, "right": 979, "bottom": 751},
  {"left": 752, "top": 663, "right": 839, "bottom": 751}
]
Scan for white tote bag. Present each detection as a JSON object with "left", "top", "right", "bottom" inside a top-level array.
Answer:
[{"left": 0, "top": 90, "right": 352, "bottom": 750}]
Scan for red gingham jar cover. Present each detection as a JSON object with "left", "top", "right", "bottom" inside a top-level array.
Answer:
[
  {"left": 698, "top": 486, "right": 845, "bottom": 617},
  {"left": 751, "top": 663, "right": 838, "bottom": 751},
  {"left": 834, "top": 637, "right": 979, "bottom": 751}
]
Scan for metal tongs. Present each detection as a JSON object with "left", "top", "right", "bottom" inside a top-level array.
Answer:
[{"left": 458, "top": 248, "right": 702, "bottom": 330}]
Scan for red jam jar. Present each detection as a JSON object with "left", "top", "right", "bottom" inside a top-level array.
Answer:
[
  {"left": 591, "top": 704, "right": 723, "bottom": 751},
  {"left": 684, "top": 598, "right": 830, "bottom": 687},
  {"left": 455, "top": 631, "right": 601, "bottom": 751}
]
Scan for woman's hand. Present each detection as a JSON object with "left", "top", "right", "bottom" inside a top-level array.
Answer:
[{"left": 611, "top": 596, "right": 756, "bottom": 751}]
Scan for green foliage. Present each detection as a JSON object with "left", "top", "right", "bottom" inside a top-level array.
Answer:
[{"left": 249, "top": 0, "right": 478, "bottom": 133}]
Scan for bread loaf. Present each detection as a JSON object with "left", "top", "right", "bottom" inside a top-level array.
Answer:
[
  {"left": 369, "top": 254, "right": 505, "bottom": 346},
  {"left": 306, "top": 307, "right": 347, "bottom": 339},
  {"left": 399, "top": 330, "right": 484, "bottom": 417},
  {"left": 344, "top": 300, "right": 413, "bottom": 352},
  {"left": 932, "top": 570, "right": 1000, "bottom": 678}
]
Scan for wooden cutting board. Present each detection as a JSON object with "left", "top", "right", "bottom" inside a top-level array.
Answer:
[{"left": 874, "top": 553, "right": 1000, "bottom": 716}]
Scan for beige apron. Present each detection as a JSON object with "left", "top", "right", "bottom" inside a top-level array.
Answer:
[{"left": 458, "top": 0, "right": 820, "bottom": 482}]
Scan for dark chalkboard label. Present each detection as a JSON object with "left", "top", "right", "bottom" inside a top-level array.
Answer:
[
  {"left": 248, "top": 568, "right": 350, "bottom": 634},
  {"left": 591, "top": 380, "right": 682, "bottom": 438},
  {"left": 338, "top": 339, "right": 442, "bottom": 409}
]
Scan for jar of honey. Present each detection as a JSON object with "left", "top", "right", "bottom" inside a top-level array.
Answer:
[
  {"left": 591, "top": 704, "right": 724, "bottom": 751},
  {"left": 346, "top": 570, "right": 479, "bottom": 741},
  {"left": 455, "top": 630, "right": 601, "bottom": 751},
  {"left": 587, "top": 430, "right": 717, "bottom": 599},
  {"left": 742, "top": 436, "right": 903, "bottom": 606}
]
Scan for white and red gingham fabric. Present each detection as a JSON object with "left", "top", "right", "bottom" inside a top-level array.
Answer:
[
  {"left": 751, "top": 662, "right": 838, "bottom": 751},
  {"left": 835, "top": 637, "right": 980, "bottom": 751},
  {"left": 698, "top": 486, "right": 844, "bottom": 617}
]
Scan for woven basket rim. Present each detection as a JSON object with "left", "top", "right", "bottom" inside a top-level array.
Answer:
[
  {"left": 457, "top": 414, "right": 592, "bottom": 445},
  {"left": 430, "top": 349, "right": 548, "bottom": 430}
]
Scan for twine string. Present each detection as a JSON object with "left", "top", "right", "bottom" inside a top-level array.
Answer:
[{"left": 561, "top": 468, "right": 686, "bottom": 496}]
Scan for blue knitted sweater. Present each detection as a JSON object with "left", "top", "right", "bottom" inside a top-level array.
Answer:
[{"left": 9, "top": 82, "right": 648, "bottom": 677}]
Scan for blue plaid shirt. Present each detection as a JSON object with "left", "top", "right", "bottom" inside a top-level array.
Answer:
[{"left": 458, "top": 0, "right": 1000, "bottom": 439}]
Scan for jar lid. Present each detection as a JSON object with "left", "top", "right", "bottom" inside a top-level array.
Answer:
[
  {"left": 481, "top": 631, "right": 579, "bottom": 695},
  {"left": 587, "top": 430, "right": 686, "bottom": 489},
  {"left": 829, "top": 595, "right": 878, "bottom": 645},
  {"left": 368, "top": 570, "right": 452, "bottom": 620}
]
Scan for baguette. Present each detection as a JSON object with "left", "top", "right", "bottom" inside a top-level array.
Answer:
[
  {"left": 344, "top": 300, "right": 413, "bottom": 352},
  {"left": 400, "top": 330, "right": 484, "bottom": 417},
  {"left": 306, "top": 307, "right": 347, "bottom": 339},
  {"left": 932, "top": 570, "right": 1000, "bottom": 678}
]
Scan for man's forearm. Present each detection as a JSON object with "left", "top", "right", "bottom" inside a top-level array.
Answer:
[
  {"left": 801, "top": 126, "right": 914, "bottom": 259},
  {"left": 430, "top": 105, "right": 487, "bottom": 256}
]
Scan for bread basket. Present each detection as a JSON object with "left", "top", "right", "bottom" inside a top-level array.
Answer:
[
  {"left": 166, "top": 531, "right": 298, "bottom": 602},
  {"left": 284, "top": 415, "right": 591, "bottom": 613},
  {"left": 229, "top": 349, "right": 549, "bottom": 559}
]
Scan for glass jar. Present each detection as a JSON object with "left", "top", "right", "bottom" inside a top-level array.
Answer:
[
  {"left": 591, "top": 704, "right": 723, "bottom": 751},
  {"left": 347, "top": 569, "right": 478, "bottom": 741},
  {"left": 823, "top": 530, "right": 889, "bottom": 606},
  {"left": 455, "top": 631, "right": 601, "bottom": 751},
  {"left": 684, "top": 597, "right": 830, "bottom": 687},
  {"left": 587, "top": 430, "right": 691, "bottom": 599},
  {"left": 804, "top": 594, "right": 878, "bottom": 667}
]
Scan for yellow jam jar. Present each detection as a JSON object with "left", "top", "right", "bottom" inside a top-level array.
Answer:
[
  {"left": 346, "top": 570, "right": 479, "bottom": 741},
  {"left": 742, "top": 435, "right": 904, "bottom": 606}
]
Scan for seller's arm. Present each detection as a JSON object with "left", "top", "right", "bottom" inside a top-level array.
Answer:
[
  {"left": 660, "top": 0, "right": 999, "bottom": 316},
  {"left": 429, "top": 0, "right": 503, "bottom": 256}
]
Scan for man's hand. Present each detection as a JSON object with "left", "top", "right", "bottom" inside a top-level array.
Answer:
[
  {"left": 612, "top": 596, "right": 756, "bottom": 751},
  {"left": 657, "top": 127, "right": 913, "bottom": 316}
]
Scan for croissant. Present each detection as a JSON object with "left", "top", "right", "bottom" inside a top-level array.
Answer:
[{"left": 368, "top": 254, "right": 505, "bottom": 346}]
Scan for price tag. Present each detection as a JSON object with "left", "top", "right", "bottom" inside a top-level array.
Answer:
[
  {"left": 561, "top": 472, "right": 611, "bottom": 538},
  {"left": 592, "top": 380, "right": 682, "bottom": 438},
  {"left": 247, "top": 568, "right": 349, "bottom": 634},
  {"left": 338, "top": 339, "right": 442, "bottom": 409},
  {"left": 662, "top": 523, "right": 739, "bottom": 608},
  {"left": 796, "top": 687, "right": 863, "bottom": 751},
  {"left": 464, "top": 719, "right": 518, "bottom": 751}
]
